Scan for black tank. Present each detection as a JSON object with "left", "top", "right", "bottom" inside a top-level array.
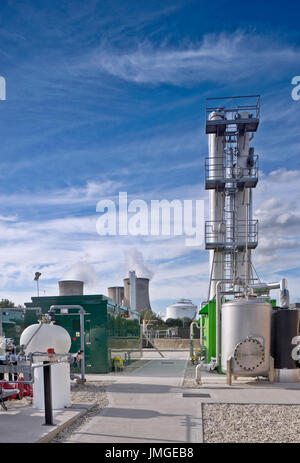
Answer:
[{"left": 271, "top": 307, "right": 299, "bottom": 369}]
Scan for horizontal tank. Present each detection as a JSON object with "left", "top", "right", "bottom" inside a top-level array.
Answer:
[
  {"left": 221, "top": 299, "right": 272, "bottom": 376},
  {"left": 165, "top": 299, "right": 197, "bottom": 320},
  {"left": 20, "top": 322, "right": 71, "bottom": 354}
]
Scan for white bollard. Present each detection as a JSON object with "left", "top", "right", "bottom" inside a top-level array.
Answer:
[{"left": 195, "top": 364, "right": 202, "bottom": 384}]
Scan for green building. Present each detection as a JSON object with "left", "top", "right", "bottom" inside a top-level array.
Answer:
[{"left": 25, "top": 294, "right": 140, "bottom": 373}]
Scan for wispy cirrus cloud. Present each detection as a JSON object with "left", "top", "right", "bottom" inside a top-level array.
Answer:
[{"left": 83, "top": 32, "right": 300, "bottom": 86}]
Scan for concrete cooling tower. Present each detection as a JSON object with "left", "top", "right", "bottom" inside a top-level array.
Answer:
[
  {"left": 108, "top": 286, "right": 124, "bottom": 305},
  {"left": 59, "top": 280, "right": 84, "bottom": 296},
  {"left": 123, "top": 277, "right": 151, "bottom": 313}
]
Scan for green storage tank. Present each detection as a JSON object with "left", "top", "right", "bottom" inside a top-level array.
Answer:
[{"left": 25, "top": 294, "right": 140, "bottom": 373}]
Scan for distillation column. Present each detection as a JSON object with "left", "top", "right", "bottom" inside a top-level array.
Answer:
[
  {"left": 208, "top": 111, "right": 225, "bottom": 300},
  {"left": 235, "top": 113, "right": 252, "bottom": 287},
  {"left": 205, "top": 96, "right": 260, "bottom": 300}
]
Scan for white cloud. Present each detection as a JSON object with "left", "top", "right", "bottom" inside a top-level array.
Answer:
[
  {"left": 252, "top": 168, "right": 300, "bottom": 299},
  {"left": 85, "top": 32, "right": 300, "bottom": 86},
  {"left": 0, "top": 179, "right": 122, "bottom": 208},
  {"left": 0, "top": 166, "right": 299, "bottom": 307}
]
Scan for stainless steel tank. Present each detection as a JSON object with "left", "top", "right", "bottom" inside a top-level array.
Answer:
[{"left": 221, "top": 299, "right": 272, "bottom": 376}]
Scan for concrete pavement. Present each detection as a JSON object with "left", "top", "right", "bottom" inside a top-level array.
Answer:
[
  {"left": 67, "top": 351, "right": 300, "bottom": 443},
  {"left": 2, "top": 348, "right": 300, "bottom": 443},
  {"left": 67, "top": 354, "right": 204, "bottom": 443},
  {"left": 0, "top": 402, "right": 92, "bottom": 443}
]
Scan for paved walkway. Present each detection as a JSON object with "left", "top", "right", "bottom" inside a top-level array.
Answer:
[
  {"left": 67, "top": 352, "right": 300, "bottom": 443},
  {"left": 67, "top": 355, "right": 204, "bottom": 443}
]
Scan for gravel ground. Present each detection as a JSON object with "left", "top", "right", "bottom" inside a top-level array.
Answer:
[
  {"left": 51, "top": 380, "right": 112, "bottom": 443},
  {"left": 2, "top": 396, "right": 33, "bottom": 410},
  {"left": 203, "top": 403, "right": 300, "bottom": 443}
]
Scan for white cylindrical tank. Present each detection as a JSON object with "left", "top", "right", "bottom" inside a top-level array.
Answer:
[
  {"left": 20, "top": 323, "right": 72, "bottom": 409},
  {"left": 20, "top": 323, "right": 71, "bottom": 354},
  {"left": 221, "top": 299, "right": 272, "bottom": 376},
  {"left": 165, "top": 299, "right": 197, "bottom": 320}
]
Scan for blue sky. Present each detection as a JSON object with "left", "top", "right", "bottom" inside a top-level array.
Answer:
[{"left": 0, "top": 0, "right": 300, "bottom": 312}]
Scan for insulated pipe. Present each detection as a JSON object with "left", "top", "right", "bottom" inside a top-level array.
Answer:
[
  {"left": 208, "top": 111, "right": 225, "bottom": 300},
  {"left": 195, "top": 364, "right": 202, "bottom": 384},
  {"left": 235, "top": 117, "right": 252, "bottom": 290},
  {"left": 199, "top": 315, "right": 203, "bottom": 346},
  {"left": 215, "top": 280, "right": 223, "bottom": 368},
  {"left": 250, "top": 279, "right": 288, "bottom": 293},
  {"left": 190, "top": 321, "right": 200, "bottom": 359}
]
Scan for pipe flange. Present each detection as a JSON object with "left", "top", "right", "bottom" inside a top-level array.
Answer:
[{"left": 233, "top": 337, "right": 265, "bottom": 371}]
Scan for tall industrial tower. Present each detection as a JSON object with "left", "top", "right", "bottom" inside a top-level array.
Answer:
[{"left": 204, "top": 96, "right": 260, "bottom": 300}]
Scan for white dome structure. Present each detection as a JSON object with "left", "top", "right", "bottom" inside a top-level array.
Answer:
[
  {"left": 20, "top": 323, "right": 71, "bottom": 354},
  {"left": 165, "top": 299, "right": 197, "bottom": 321}
]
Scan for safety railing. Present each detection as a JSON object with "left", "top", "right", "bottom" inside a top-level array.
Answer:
[
  {"left": 205, "top": 220, "right": 258, "bottom": 249},
  {"left": 205, "top": 155, "right": 258, "bottom": 188},
  {"left": 205, "top": 95, "right": 260, "bottom": 134},
  {"left": 205, "top": 95, "right": 260, "bottom": 122}
]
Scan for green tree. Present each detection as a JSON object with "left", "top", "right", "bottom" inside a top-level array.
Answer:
[
  {"left": 140, "top": 309, "right": 156, "bottom": 322},
  {"left": 165, "top": 318, "right": 184, "bottom": 327},
  {"left": 0, "top": 299, "right": 15, "bottom": 308},
  {"left": 182, "top": 317, "right": 193, "bottom": 327}
]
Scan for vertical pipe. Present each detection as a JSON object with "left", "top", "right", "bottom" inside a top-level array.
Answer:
[
  {"left": 79, "top": 310, "right": 86, "bottom": 382},
  {"left": 236, "top": 116, "right": 251, "bottom": 287},
  {"left": 43, "top": 361, "right": 54, "bottom": 426},
  {"left": 199, "top": 315, "right": 203, "bottom": 346},
  {"left": 208, "top": 111, "right": 225, "bottom": 300},
  {"left": 190, "top": 321, "right": 200, "bottom": 359},
  {"left": 216, "top": 280, "right": 222, "bottom": 368}
]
